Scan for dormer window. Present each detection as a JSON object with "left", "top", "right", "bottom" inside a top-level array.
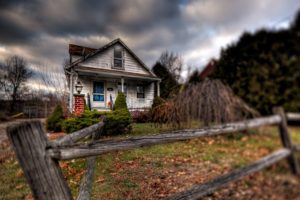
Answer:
[{"left": 113, "top": 47, "right": 123, "bottom": 68}]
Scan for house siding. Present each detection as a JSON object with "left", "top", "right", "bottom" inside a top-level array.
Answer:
[
  {"left": 77, "top": 76, "right": 154, "bottom": 111},
  {"left": 80, "top": 44, "right": 150, "bottom": 76}
]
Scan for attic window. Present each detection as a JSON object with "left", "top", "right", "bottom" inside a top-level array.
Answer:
[{"left": 113, "top": 48, "right": 123, "bottom": 68}]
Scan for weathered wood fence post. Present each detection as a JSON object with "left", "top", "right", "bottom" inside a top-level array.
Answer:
[
  {"left": 274, "top": 107, "right": 300, "bottom": 175},
  {"left": 6, "top": 121, "right": 72, "bottom": 200},
  {"left": 77, "top": 120, "right": 104, "bottom": 200}
]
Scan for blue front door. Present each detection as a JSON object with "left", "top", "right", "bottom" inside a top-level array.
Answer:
[{"left": 93, "top": 81, "right": 105, "bottom": 108}]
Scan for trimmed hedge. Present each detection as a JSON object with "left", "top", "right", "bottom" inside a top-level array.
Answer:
[{"left": 46, "top": 105, "right": 64, "bottom": 132}]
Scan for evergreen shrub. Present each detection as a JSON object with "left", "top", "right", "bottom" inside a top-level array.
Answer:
[{"left": 46, "top": 105, "right": 64, "bottom": 132}]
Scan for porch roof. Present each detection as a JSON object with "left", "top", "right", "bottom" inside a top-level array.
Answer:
[{"left": 74, "top": 66, "right": 161, "bottom": 81}]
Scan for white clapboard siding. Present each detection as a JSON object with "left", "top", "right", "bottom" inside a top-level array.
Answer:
[
  {"left": 81, "top": 48, "right": 112, "bottom": 69},
  {"left": 80, "top": 44, "right": 150, "bottom": 76},
  {"left": 123, "top": 46, "right": 149, "bottom": 75},
  {"left": 79, "top": 77, "right": 155, "bottom": 110},
  {"left": 126, "top": 81, "right": 154, "bottom": 109}
]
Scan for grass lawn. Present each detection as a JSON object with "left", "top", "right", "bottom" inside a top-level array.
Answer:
[{"left": 1, "top": 123, "right": 300, "bottom": 199}]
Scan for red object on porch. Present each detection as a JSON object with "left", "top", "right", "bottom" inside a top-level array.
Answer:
[{"left": 74, "top": 94, "right": 85, "bottom": 115}]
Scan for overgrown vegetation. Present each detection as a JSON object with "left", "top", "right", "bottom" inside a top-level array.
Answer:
[
  {"left": 210, "top": 11, "right": 300, "bottom": 114},
  {"left": 131, "top": 110, "right": 151, "bottom": 123},
  {"left": 46, "top": 104, "right": 64, "bottom": 132},
  {"left": 152, "top": 79, "right": 259, "bottom": 126}
]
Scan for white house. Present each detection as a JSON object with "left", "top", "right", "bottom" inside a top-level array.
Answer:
[{"left": 65, "top": 38, "right": 161, "bottom": 112}]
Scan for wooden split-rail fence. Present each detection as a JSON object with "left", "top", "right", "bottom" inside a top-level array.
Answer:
[{"left": 6, "top": 107, "right": 300, "bottom": 200}]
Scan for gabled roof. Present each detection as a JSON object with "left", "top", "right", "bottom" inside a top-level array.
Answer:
[
  {"left": 69, "top": 44, "right": 97, "bottom": 56},
  {"left": 66, "top": 38, "right": 156, "bottom": 77}
]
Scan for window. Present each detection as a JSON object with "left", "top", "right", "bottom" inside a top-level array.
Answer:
[
  {"left": 137, "top": 85, "right": 145, "bottom": 98},
  {"left": 93, "top": 82, "right": 104, "bottom": 102},
  {"left": 114, "top": 48, "right": 123, "bottom": 68}
]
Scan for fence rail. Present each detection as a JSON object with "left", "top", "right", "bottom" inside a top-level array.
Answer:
[
  {"left": 6, "top": 108, "right": 300, "bottom": 200},
  {"left": 47, "top": 115, "right": 281, "bottom": 160}
]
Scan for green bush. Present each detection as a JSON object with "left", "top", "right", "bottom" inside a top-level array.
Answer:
[
  {"left": 62, "top": 92, "right": 132, "bottom": 135},
  {"left": 62, "top": 110, "right": 102, "bottom": 133},
  {"left": 113, "top": 92, "right": 128, "bottom": 111},
  {"left": 104, "top": 108, "right": 132, "bottom": 135},
  {"left": 46, "top": 105, "right": 64, "bottom": 132},
  {"left": 62, "top": 109, "right": 132, "bottom": 135}
]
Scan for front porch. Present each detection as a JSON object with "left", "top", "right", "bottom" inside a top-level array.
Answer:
[{"left": 69, "top": 72, "right": 160, "bottom": 112}]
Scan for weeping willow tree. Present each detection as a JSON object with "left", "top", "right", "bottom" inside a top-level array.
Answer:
[{"left": 152, "top": 79, "right": 259, "bottom": 127}]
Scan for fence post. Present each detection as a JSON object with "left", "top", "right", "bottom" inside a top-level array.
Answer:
[
  {"left": 273, "top": 107, "right": 300, "bottom": 175},
  {"left": 6, "top": 121, "right": 72, "bottom": 200}
]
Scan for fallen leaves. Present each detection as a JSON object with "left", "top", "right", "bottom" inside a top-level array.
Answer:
[
  {"left": 15, "top": 168, "right": 24, "bottom": 177},
  {"left": 96, "top": 177, "right": 105, "bottom": 183}
]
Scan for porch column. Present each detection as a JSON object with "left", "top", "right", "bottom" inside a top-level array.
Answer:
[
  {"left": 121, "top": 77, "right": 124, "bottom": 93},
  {"left": 69, "top": 73, "right": 74, "bottom": 112},
  {"left": 157, "top": 80, "right": 160, "bottom": 97}
]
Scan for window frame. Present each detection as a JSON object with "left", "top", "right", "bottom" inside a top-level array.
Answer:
[
  {"left": 93, "top": 82, "right": 105, "bottom": 102},
  {"left": 136, "top": 85, "right": 145, "bottom": 99},
  {"left": 113, "top": 47, "right": 124, "bottom": 69}
]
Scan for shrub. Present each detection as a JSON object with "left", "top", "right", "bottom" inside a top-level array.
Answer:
[
  {"left": 150, "top": 96, "right": 165, "bottom": 122},
  {"left": 62, "top": 110, "right": 102, "bottom": 133},
  {"left": 104, "top": 109, "right": 132, "bottom": 135},
  {"left": 63, "top": 92, "right": 132, "bottom": 135},
  {"left": 62, "top": 109, "right": 132, "bottom": 135},
  {"left": 131, "top": 110, "right": 150, "bottom": 123},
  {"left": 113, "top": 92, "right": 128, "bottom": 111},
  {"left": 151, "top": 100, "right": 180, "bottom": 125},
  {"left": 46, "top": 105, "right": 64, "bottom": 132},
  {"left": 152, "top": 96, "right": 164, "bottom": 109}
]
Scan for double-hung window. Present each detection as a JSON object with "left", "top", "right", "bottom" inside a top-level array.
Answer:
[
  {"left": 137, "top": 85, "right": 145, "bottom": 98},
  {"left": 113, "top": 48, "right": 123, "bottom": 68}
]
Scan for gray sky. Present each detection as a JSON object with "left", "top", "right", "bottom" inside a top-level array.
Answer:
[{"left": 0, "top": 0, "right": 300, "bottom": 84}]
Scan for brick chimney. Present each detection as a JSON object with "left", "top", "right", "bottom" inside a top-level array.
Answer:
[{"left": 73, "top": 94, "right": 85, "bottom": 115}]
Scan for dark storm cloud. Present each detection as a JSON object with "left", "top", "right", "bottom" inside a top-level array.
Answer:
[
  {"left": 0, "top": 0, "right": 300, "bottom": 83},
  {"left": 0, "top": 0, "right": 184, "bottom": 44}
]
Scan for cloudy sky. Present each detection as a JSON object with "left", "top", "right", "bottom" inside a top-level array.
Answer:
[{"left": 0, "top": 0, "right": 300, "bottom": 82}]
